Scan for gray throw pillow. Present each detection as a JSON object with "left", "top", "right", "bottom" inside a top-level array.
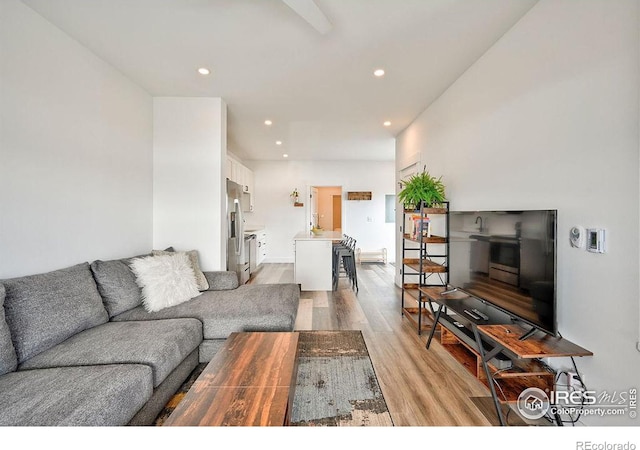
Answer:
[
  {"left": 0, "top": 283, "right": 18, "bottom": 375},
  {"left": 152, "top": 249, "right": 209, "bottom": 291},
  {"left": 2, "top": 263, "right": 109, "bottom": 363},
  {"left": 90, "top": 259, "right": 142, "bottom": 317}
]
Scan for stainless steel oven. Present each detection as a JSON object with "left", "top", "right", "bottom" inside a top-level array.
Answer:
[{"left": 489, "top": 236, "right": 520, "bottom": 286}]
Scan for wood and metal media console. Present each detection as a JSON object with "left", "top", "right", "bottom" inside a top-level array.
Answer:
[{"left": 421, "top": 287, "right": 593, "bottom": 426}]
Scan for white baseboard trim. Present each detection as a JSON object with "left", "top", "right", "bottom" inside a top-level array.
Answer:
[{"left": 263, "top": 257, "right": 295, "bottom": 264}]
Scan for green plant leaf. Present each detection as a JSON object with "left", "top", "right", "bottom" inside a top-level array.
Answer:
[{"left": 398, "top": 167, "right": 446, "bottom": 209}]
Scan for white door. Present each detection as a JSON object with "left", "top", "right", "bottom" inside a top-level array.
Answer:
[{"left": 310, "top": 187, "right": 319, "bottom": 230}]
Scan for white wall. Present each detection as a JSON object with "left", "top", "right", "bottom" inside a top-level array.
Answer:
[
  {"left": 0, "top": 0, "right": 153, "bottom": 278},
  {"left": 396, "top": 0, "right": 640, "bottom": 425},
  {"left": 153, "top": 98, "right": 227, "bottom": 271},
  {"left": 245, "top": 160, "right": 395, "bottom": 263}
]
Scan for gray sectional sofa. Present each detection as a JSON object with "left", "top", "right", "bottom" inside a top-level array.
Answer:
[{"left": 0, "top": 256, "right": 300, "bottom": 426}]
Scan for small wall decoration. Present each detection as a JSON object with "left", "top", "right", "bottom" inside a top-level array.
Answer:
[
  {"left": 290, "top": 188, "right": 303, "bottom": 207},
  {"left": 347, "top": 191, "right": 372, "bottom": 201}
]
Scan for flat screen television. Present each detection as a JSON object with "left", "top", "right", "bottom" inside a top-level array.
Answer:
[{"left": 448, "top": 209, "right": 557, "bottom": 336}]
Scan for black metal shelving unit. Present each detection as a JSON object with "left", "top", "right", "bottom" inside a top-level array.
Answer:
[{"left": 400, "top": 201, "right": 450, "bottom": 334}]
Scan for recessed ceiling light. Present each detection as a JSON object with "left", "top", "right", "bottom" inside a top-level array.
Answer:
[
  {"left": 264, "top": 120, "right": 273, "bottom": 126},
  {"left": 197, "top": 67, "right": 210, "bottom": 75},
  {"left": 283, "top": 154, "right": 289, "bottom": 158},
  {"left": 373, "top": 69, "right": 385, "bottom": 77},
  {"left": 383, "top": 121, "right": 391, "bottom": 127},
  {"left": 276, "top": 141, "right": 282, "bottom": 145}
]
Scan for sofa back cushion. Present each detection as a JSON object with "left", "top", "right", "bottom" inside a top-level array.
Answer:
[
  {"left": 2, "top": 263, "right": 109, "bottom": 363},
  {"left": 0, "top": 283, "right": 18, "bottom": 375},
  {"left": 90, "top": 259, "right": 142, "bottom": 317}
]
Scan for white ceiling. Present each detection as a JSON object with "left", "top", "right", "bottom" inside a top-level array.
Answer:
[{"left": 21, "top": 0, "right": 538, "bottom": 161}]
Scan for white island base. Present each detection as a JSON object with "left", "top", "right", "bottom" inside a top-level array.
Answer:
[{"left": 293, "top": 231, "right": 342, "bottom": 291}]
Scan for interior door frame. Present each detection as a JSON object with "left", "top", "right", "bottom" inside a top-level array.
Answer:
[
  {"left": 306, "top": 185, "right": 343, "bottom": 233},
  {"left": 395, "top": 153, "right": 421, "bottom": 287}
]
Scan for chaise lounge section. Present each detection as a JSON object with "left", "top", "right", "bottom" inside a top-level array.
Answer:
[{"left": 0, "top": 253, "right": 300, "bottom": 426}]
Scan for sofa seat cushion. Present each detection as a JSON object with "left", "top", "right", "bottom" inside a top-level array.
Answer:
[
  {"left": 112, "top": 283, "right": 300, "bottom": 340},
  {"left": 0, "top": 283, "right": 18, "bottom": 375},
  {"left": 2, "top": 262, "right": 109, "bottom": 363},
  {"left": 0, "top": 364, "right": 153, "bottom": 426},
  {"left": 19, "top": 319, "right": 202, "bottom": 387}
]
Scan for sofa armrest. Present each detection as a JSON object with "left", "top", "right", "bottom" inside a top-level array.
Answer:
[{"left": 203, "top": 271, "right": 239, "bottom": 291}]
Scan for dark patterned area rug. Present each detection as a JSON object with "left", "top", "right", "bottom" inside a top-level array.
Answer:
[
  {"left": 290, "top": 330, "right": 393, "bottom": 426},
  {"left": 154, "top": 330, "right": 393, "bottom": 426}
]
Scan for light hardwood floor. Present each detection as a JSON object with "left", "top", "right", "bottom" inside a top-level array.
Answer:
[{"left": 249, "top": 262, "right": 522, "bottom": 426}]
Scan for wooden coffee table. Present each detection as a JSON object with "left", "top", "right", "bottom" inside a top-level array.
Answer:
[{"left": 163, "top": 331, "right": 300, "bottom": 426}]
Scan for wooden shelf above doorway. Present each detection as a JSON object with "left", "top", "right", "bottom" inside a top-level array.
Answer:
[{"left": 347, "top": 191, "right": 372, "bottom": 201}]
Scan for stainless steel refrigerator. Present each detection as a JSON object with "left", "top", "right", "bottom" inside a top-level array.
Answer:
[{"left": 226, "top": 179, "right": 249, "bottom": 284}]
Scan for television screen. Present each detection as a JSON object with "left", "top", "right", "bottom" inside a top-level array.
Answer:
[{"left": 448, "top": 209, "right": 557, "bottom": 336}]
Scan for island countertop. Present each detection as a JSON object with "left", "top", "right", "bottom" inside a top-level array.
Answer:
[{"left": 293, "top": 231, "right": 343, "bottom": 241}]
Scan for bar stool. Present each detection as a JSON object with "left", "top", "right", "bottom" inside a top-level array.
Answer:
[
  {"left": 332, "top": 235, "right": 358, "bottom": 293},
  {"left": 343, "top": 237, "right": 358, "bottom": 293},
  {"left": 332, "top": 235, "right": 351, "bottom": 290}
]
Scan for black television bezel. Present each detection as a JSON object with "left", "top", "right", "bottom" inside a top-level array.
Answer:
[{"left": 449, "top": 209, "right": 558, "bottom": 337}]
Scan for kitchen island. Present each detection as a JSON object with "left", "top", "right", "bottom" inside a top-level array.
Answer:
[{"left": 293, "top": 231, "right": 342, "bottom": 291}]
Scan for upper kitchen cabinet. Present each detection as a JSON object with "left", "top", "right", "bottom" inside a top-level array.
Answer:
[
  {"left": 239, "top": 164, "right": 254, "bottom": 194},
  {"left": 227, "top": 155, "right": 255, "bottom": 212},
  {"left": 226, "top": 156, "right": 238, "bottom": 183},
  {"left": 226, "top": 156, "right": 254, "bottom": 194},
  {"left": 245, "top": 167, "right": 254, "bottom": 194}
]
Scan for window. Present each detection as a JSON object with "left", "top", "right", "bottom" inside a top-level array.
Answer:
[{"left": 385, "top": 195, "right": 395, "bottom": 223}]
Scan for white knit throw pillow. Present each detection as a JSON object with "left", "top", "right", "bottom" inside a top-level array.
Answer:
[{"left": 130, "top": 253, "right": 201, "bottom": 312}]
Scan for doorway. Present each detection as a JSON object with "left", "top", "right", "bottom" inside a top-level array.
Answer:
[
  {"left": 332, "top": 195, "right": 342, "bottom": 232},
  {"left": 308, "top": 186, "right": 342, "bottom": 231}
]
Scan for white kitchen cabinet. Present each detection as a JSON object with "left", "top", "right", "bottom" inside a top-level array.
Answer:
[
  {"left": 227, "top": 157, "right": 252, "bottom": 190},
  {"left": 256, "top": 230, "right": 267, "bottom": 265},
  {"left": 227, "top": 155, "right": 255, "bottom": 211},
  {"left": 245, "top": 167, "right": 254, "bottom": 194},
  {"left": 227, "top": 156, "right": 238, "bottom": 183}
]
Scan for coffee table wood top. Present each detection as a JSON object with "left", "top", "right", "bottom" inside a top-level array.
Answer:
[{"left": 163, "top": 332, "right": 300, "bottom": 426}]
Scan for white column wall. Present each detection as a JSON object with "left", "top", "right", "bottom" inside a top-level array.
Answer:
[{"left": 153, "top": 98, "right": 227, "bottom": 271}]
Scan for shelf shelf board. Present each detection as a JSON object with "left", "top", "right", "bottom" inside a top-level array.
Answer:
[
  {"left": 402, "top": 258, "right": 448, "bottom": 273},
  {"left": 479, "top": 374, "right": 553, "bottom": 403},
  {"left": 439, "top": 333, "right": 554, "bottom": 403},
  {"left": 403, "top": 234, "right": 447, "bottom": 244},
  {"left": 418, "top": 286, "right": 470, "bottom": 301},
  {"left": 477, "top": 324, "right": 593, "bottom": 359},
  {"left": 403, "top": 286, "right": 421, "bottom": 304},
  {"left": 404, "top": 207, "right": 448, "bottom": 215},
  {"left": 402, "top": 307, "right": 435, "bottom": 331}
]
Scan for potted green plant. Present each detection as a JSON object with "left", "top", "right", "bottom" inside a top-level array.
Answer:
[{"left": 398, "top": 167, "right": 446, "bottom": 210}]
